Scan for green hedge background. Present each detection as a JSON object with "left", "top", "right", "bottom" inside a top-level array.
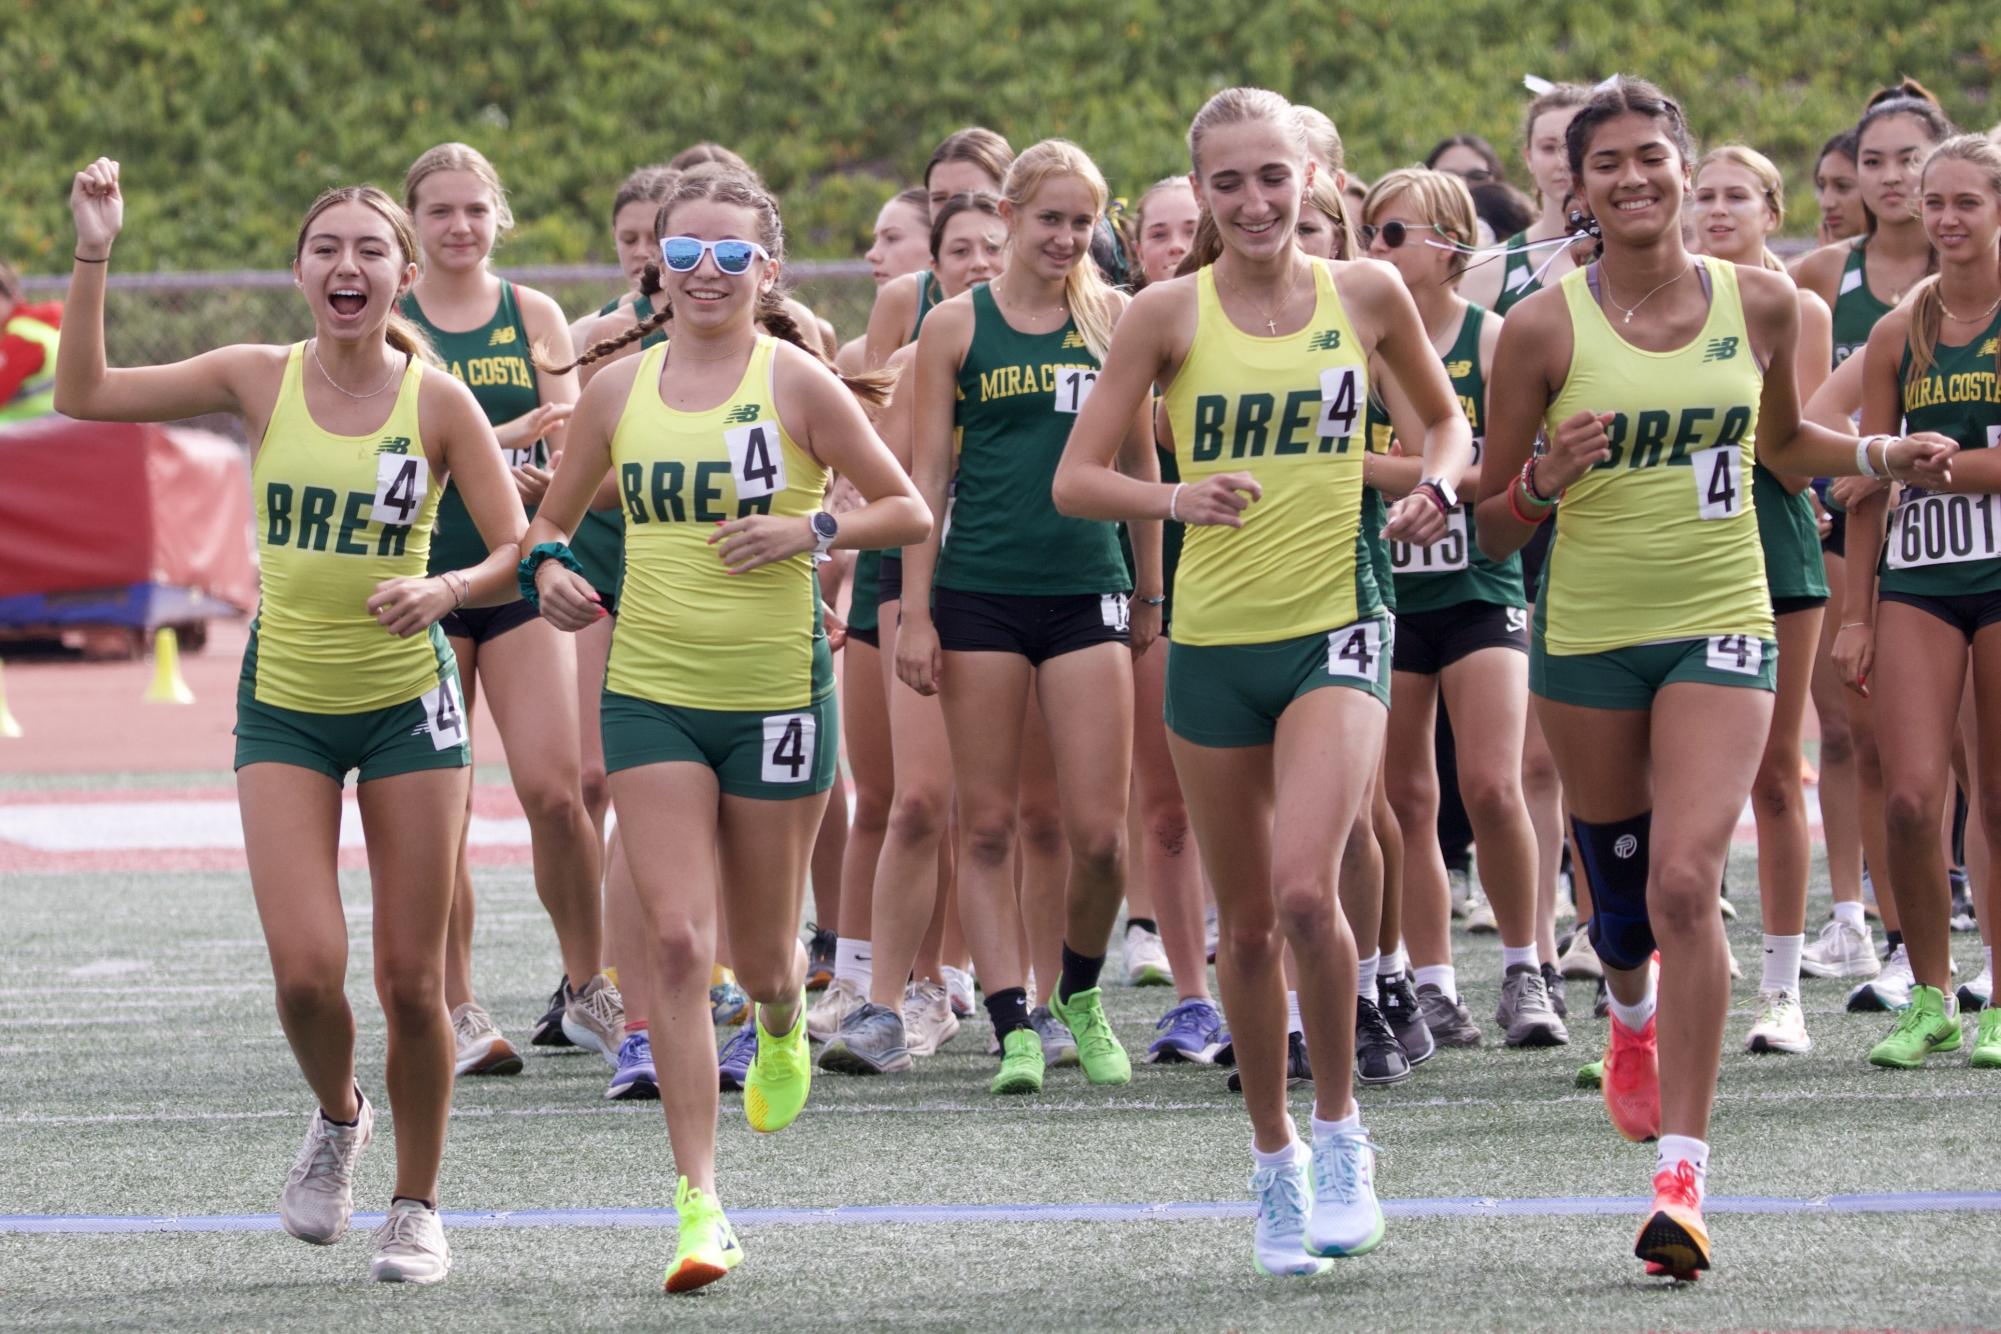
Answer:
[{"left": 6, "top": 0, "right": 1996, "bottom": 274}]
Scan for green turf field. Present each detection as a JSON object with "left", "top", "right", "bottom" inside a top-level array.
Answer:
[{"left": 3, "top": 831, "right": 1997, "bottom": 1331}]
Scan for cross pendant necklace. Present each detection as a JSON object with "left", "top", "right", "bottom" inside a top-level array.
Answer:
[{"left": 1222, "top": 260, "right": 1301, "bottom": 336}]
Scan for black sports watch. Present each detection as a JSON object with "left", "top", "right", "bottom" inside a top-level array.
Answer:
[{"left": 810, "top": 510, "right": 839, "bottom": 555}]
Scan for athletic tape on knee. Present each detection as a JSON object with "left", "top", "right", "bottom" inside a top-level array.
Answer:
[{"left": 1574, "top": 811, "right": 1655, "bottom": 970}]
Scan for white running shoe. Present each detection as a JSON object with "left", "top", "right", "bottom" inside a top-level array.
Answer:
[
  {"left": 1123, "top": 922, "right": 1173, "bottom": 987},
  {"left": 1305, "top": 1126, "right": 1386, "bottom": 1257},
  {"left": 1848, "top": 944, "right": 1915, "bottom": 1012},
  {"left": 903, "top": 979, "right": 961, "bottom": 1057},
  {"left": 561, "top": 972, "right": 625, "bottom": 1067},
  {"left": 1746, "top": 988, "right": 1811, "bottom": 1054},
  {"left": 1801, "top": 918, "right": 1881, "bottom": 980},
  {"left": 1465, "top": 887, "right": 1498, "bottom": 934},
  {"left": 1250, "top": 1145, "right": 1330, "bottom": 1278},
  {"left": 451, "top": 1002, "right": 523, "bottom": 1077},
  {"left": 941, "top": 965, "right": 976, "bottom": 1019},
  {"left": 279, "top": 1093, "right": 373, "bottom": 1245},
  {"left": 1958, "top": 964, "right": 1993, "bottom": 1013},
  {"left": 370, "top": 1198, "right": 452, "bottom": 1284},
  {"left": 806, "top": 976, "right": 866, "bottom": 1042},
  {"left": 1558, "top": 929, "right": 1603, "bottom": 980}
]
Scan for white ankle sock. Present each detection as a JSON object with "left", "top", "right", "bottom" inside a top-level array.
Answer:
[
  {"left": 1655, "top": 1134, "right": 1709, "bottom": 1200},
  {"left": 1355, "top": 954, "right": 1379, "bottom": 1001},
  {"left": 1286, "top": 990, "right": 1303, "bottom": 1035},
  {"left": 1608, "top": 982, "right": 1657, "bottom": 1032},
  {"left": 1311, "top": 1108, "right": 1362, "bottom": 1142},
  {"left": 1832, "top": 900, "right": 1866, "bottom": 932},
  {"left": 1413, "top": 964, "right": 1458, "bottom": 1002},
  {"left": 834, "top": 937, "right": 872, "bottom": 990},
  {"left": 1378, "top": 946, "right": 1407, "bottom": 977},
  {"left": 1251, "top": 1131, "right": 1304, "bottom": 1168},
  {"left": 1761, "top": 933, "right": 1804, "bottom": 993},
  {"left": 1986, "top": 945, "right": 1995, "bottom": 980},
  {"left": 1500, "top": 944, "right": 1538, "bottom": 971}
]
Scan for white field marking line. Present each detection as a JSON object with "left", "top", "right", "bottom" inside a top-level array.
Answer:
[{"left": 5, "top": 1084, "right": 1998, "bottom": 1129}]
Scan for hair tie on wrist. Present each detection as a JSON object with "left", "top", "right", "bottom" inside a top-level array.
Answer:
[
  {"left": 74, "top": 253, "right": 109, "bottom": 264},
  {"left": 1168, "top": 482, "right": 1185, "bottom": 523}
]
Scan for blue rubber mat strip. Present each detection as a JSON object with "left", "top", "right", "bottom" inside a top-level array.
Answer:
[{"left": 5, "top": 1190, "right": 1999, "bottom": 1234}]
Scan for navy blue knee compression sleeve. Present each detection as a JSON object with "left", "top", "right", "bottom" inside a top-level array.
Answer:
[{"left": 1574, "top": 811, "right": 1655, "bottom": 970}]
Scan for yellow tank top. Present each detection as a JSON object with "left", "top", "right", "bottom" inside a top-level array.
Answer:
[
  {"left": 607, "top": 336, "right": 832, "bottom": 710},
  {"left": 1539, "top": 257, "right": 1772, "bottom": 654},
  {"left": 249, "top": 343, "right": 449, "bottom": 712},
  {"left": 1163, "top": 260, "right": 1377, "bottom": 646}
]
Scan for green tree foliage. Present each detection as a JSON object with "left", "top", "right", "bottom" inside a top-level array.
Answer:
[{"left": 6, "top": 0, "right": 1997, "bottom": 273}]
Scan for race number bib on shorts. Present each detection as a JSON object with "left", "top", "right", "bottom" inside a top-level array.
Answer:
[
  {"left": 1053, "top": 369, "right": 1098, "bottom": 415},
  {"left": 1691, "top": 445, "right": 1745, "bottom": 521},
  {"left": 725, "top": 421, "right": 787, "bottom": 500},
  {"left": 1886, "top": 491, "right": 2001, "bottom": 570},
  {"left": 1705, "top": 635, "right": 1763, "bottom": 675},
  {"left": 370, "top": 454, "right": 425, "bottom": 526},
  {"left": 420, "top": 677, "right": 467, "bottom": 751},
  {"left": 1317, "top": 367, "right": 1360, "bottom": 440},
  {"left": 503, "top": 445, "right": 539, "bottom": 470},
  {"left": 1390, "top": 508, "right": 1469, "bottom": 574},
  {"left": 762, "top": 712, "right": 817, "bottom": 784},
  {"left": 1100, "top": 593, "right": 1130, "bottom": 631},
  {"left": 1326, "top": 620, "right": 1383, "bottom": 679}
]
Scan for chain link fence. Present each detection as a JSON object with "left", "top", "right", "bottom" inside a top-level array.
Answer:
[{"left": 19, "top": 263, "right": 880, "bottom": 440}]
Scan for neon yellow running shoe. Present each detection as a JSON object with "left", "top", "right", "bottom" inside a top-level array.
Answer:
[
  {"left": 1972, "top": 1008, "right": 2001, "bottom": 1070},
  {"left": 664, "top": 1176, "right": 741, "bottom": 1294},
  {"left": 991, "top": 1026, "right": 1045, "bottom": 1095},
  {"left": 1868, "top": 985, "right": 1962, "bottom": 1069},
  {"left": 744, "top": 990, "right": 811, "bottom": 1132},
  {"left": 1049, "top": 986, "right": 1132, "bottom": 1086}
]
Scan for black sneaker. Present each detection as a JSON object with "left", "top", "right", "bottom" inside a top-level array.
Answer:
[
  {"left": 530, "top": 975, "right": 574, "bottom": 1047},
  {"left": 1592, "top": 976, "right": 1610, "bottom": 1019},
  {"left": 1415, "top": 983, "right": 1481, "bottom": 1047},
  {"left": 1355, "top": 997, "right": 1412, "bottom": 1085},
  {"left": 1225, "top": 1031, "right": 1312, "bottom": 1092},
  {"left": 806, "top": 925, "right": 837, "bottom": 990},
  {"left": 1376, "top": 972, "right": 1435, "bottom": 1065},
  {"left": 1542, "top": 962, "right": 1569, "bottom": 1019}
]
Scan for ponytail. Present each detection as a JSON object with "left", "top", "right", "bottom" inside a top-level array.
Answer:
[
  {"left": 387, "top": 309, "right": 442, "bottom": 368},
  {"left": 537, "top": 303, "right": 672, "bottom": 376},
  {"left": 757, "top": 287, "right": 897, "bottom": 409},
  {"left": 1906, "top": 273, "right": 1946, "bottom": 386}
]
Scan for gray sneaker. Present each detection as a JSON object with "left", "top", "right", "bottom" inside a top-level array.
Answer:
[
  {"left": 817, "top": 1001, "right": 914, "bottom": 1075},
  {"left": 1494, "top": 963, "right": 1569, "bottom": 1047},
  {"left": 561, "top": 972, "right": 625, "bottom": 1067},
  {"left": 1415, "top": 983, "right": 1481, "bottom": 1047},
  {"left": 279, "top": 1092, "right": 373, "bottom": 1245},
  {"left": 1030, "top": 1005, "right": 1080, "bottom": 1068}
]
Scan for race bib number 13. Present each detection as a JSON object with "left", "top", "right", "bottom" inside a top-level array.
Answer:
[{"left": 1054, "top": 368, "right": 1098, "bottom": 415}]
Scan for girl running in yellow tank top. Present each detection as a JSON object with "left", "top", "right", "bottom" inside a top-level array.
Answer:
[
  {"left": 1057, "top": 87, "right": 1473, "bottom": 1279},
  {"left": 59, "top": 160, "right": 529, "bottom": 1286},
  {"left": 520, "top": 168, "right": 928, "bottom": 1295},
  {"left": 1472, "top": 78, "right": 1953, "bottom": 1283}
]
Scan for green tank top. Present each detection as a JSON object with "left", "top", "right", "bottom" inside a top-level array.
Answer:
[
  {"left": 1374, "top": 306, "right": 1525, "bottom": 615},
  {"left": 1494, "top": 231, "right": 1543, "bottom": 315},
  {"left": 1753, "top": 463, "right": 1829, "bottom": 602},
  {"left": 571, "top": 295, "right": 667, "bottom": 601},
  {"left": 1879, "top": 308, "right": 2001, "bottom": 598},
  {"left": 400, "top": 282, "right": 545, "bottom": 574},
  {"left": 880, "top": 274, "right": 947, "bottom": 578},
  {"left": 1830, "top": 239, "right": 1895, "bottom": 367},
  {"left": 934, "top": 284, "right": 1128, "bottom": 595}
]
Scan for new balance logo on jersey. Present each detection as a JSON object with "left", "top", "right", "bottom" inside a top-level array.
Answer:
[
  {"left": 1060, "top": 330, "right": 1087, "bottom": 350},
  {"left": 1307, "top": 330, "right": 1343, "bottom": 352},
  {"left": 375, "top": 435, "right": 412, "bottom": 456},
  {"left": 1444, "top": 359, "right": 1473, "bottom": 378},
  {"left": 724, "top": 403, "right": 763, "bottom": 424},
  {"left": 486, "top": 326, "right": 518, "bottom": 347},
  {"left": 1702, "top": 337, "right": 1740, "bottom": 363},
  {"left": 1983, "top": 338, "right": 2000, "bottom": 357}
]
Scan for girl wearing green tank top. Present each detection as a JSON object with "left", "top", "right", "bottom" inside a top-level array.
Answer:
[
  {"left": 835, "top": 187, "right": 931, "bottom": 375},
  {"left": 1462, "top": 84, "right": 1593, "bottom": 315},
  {"left": 62, "top": 164, "right": 529, "bottom": 1284},
  {"left": 897, "top": 139, "right": 1162, "bottom": 1099},
  {"left": 1361, "top": 167, "right": 1564, "bottom": 1057},
  {"left": 400, "top": 143, "right": 617, "bottom": 1086},
  {"left": 1475, "top": 78, "right": 1953, "bottom": 1282},
  {"left": 1058, "top": 88, "right": 1473, "bottom": 1278},
  {"left": 1837, "top": 135, "right": 2001, "bottom": 1072},
  {"left": 1692, "top": 145, "right": 1837, "bottom": 1056},
  {"left": 862, "top": 128, "right": 1013, "bottom": 371}
]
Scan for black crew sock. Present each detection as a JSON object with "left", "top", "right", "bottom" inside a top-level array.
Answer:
[
  {"left": 322, "top": 1108, "right": 359, "bottom": 1128},
  {"left": 1126, "top": 917, "right": 1159, "bottom": 936},
  {"left": 390, "top": 1195, "right": 436, "bottom": 1211},
  {"left": 985, "top": 986, "right": 1030, "bottom": 1041},
  {"left": 1886, "top": 929, "right": 1903, "bottom": 952},
  {"left": 1057, "top": 943, "right": 1105, "bottom": 1004}
]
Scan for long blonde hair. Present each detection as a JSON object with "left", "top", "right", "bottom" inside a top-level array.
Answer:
[
  {"left": 1696, "top": 145, "right": 1788, "bottom": 271},
  {"left": 1002, "top": 139, "right": 1118, "bottom": 363},
  {"left": 293, "top": 186, "right": 439, "bottom": 367},
  {"left": 1906, "top": 134, "right": 2001, "bottom": 387},
  {"left": 402, "top": 142, "right": 515, "bottom": 249}
]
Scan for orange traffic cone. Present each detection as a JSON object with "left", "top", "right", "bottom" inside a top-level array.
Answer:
[
  {"left": 143, "top": 627, "right": 196, "bottom": 705},
  {"left": 0, "top": 660, "right": 21, "bottom": 737}
]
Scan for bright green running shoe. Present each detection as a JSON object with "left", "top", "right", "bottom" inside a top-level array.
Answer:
[
  {"left": 664, "top": 1176, "right": 741, "bottom": 1294},
  {"left": 991, "top": 1026, "right": 1045, "bottom": 1095},
  {"left": 1050, "top": 985, "right": 1132, "bottom": 1086},
  {"left": 1574, "top": 1059, "right": 1604, "bottom": 1089},
  {"left": 1972, "top": 1008, "right": 2001, "bottom": 1069},
  {"left": 1868, "top": 984, "right": 1962, "bottom": 1069},
  {"left": 745, "top": 990, "right": 811, "bottom": 1132}
]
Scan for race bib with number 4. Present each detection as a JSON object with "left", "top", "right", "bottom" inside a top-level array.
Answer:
[
  {"left": 371, "top": 454, "right": 425, "bottom": 526},
  {"left": 762, "top": 712, "right": 817, "bottom": 784},
  {"left": 1317, "top": 366, "right": 1360, "bottom": 440},
  {"left": 1054, "top": 368, "right": 1098, "bottom": 415},
  {"left": 420, "top": 677, "right": 467, "bottom": 751},
  {"left": 1691, "top": 445, "right": 1745, "bottom": 521},
  {"left": 725, "top": 421, "right": 787, "bottom": 501},
  {"left": 1326, "top": 620, "right": 1383, "bottom": 679},
  {"left": 1705, "top": 635, "right": 1762, "bottom": 675}
]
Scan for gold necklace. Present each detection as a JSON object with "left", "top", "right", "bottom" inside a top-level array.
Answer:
[
  {"left": 1938, "top": 286, "right": 2001, "bottom": 325},
  {"left": 1602, "top": 262, "right": 1690, "bottom": 325},
  {"left": 309, "top": 338, "right": 401, "bottom": 399},
  {"left": 1219, "top": 258, "right": 1303, "bottom": 335}
]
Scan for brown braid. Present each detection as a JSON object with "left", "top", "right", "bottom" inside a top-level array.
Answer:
[{"left": 537, "top": 302, "right": 672, "bottom": 376}]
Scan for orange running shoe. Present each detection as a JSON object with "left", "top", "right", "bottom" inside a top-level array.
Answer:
[
  {"left": 1635, "top": 1160, "right": 1710, "bottom": 1280},
  {"left": 1601, "top": 1015, "right": 1661, "bottom": 1142}
]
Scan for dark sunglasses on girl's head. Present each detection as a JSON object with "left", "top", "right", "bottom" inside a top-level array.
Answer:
[
  {"left": 659, "top": 236, "right": 771, "bottom": 274},
  {"left": 1359, "top": 220, "right": 1440, "bottom": 250}
]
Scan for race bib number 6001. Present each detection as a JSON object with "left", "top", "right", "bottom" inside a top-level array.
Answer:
[{"left": 1887, "top": 492, "right": 2001, "bottom": 571}]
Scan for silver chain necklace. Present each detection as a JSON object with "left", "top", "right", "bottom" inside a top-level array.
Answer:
[
  {"left": 309, "top": 338, "right": 401, "bottom": 399},
  {"left": 1603, "top": 262, "right": 1691, "bottom": 325}
]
